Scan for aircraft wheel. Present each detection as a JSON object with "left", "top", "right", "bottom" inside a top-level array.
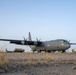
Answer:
[
  {"left": 48, "top": 51, "right": 51, "bottom": 53},
  {"left": 45, "top": 50, "right": 47, "bottom": 53},
  {"left": 62, "top": 50, "right": 66, "bottom": 53},
  {"left": 38, "top": 50, "right": 41, "bottom": 53},
  {"left": 33, "top": 51, "right": 35, "bottom": 53}
]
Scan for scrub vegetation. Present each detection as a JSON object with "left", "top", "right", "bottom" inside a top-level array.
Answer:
[
  {"left": 0, "top": 52, "right": 76, "bottom": 74},
  {"left": 8, "top": 52, "right": 53, "bottom": 65},
  {"left": 0, "top": 52, "right": 9, "bottom": 68},
  {"left": 0, "top": 52, "right": 53, "bottom": 66}
]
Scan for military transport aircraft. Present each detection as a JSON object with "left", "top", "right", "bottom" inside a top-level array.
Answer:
[{"left": 0, "top": 32, "right": 76, "bottom": 53}]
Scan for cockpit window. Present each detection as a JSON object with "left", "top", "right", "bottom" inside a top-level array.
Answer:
[
  {"left": 58, "top": 39, "right": 68, "bottom": 43},
  {"left": 60, "top": 41, "right": 63, "bottom": 43},
  {"left": 63, "top": 40, "right": 66, "bottom": 42},
  {"left": 60, "top": 40, "right": 66, "bottom": 43}
]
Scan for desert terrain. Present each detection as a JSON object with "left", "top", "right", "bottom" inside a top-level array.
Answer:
[{"left": 0, "top": 52, "right": 76, "bottom": 75}]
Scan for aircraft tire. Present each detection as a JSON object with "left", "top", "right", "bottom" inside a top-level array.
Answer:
[
  {"left": 48, "top": 50, "right": 51, "bottom": 53},
  {"left": 33, "top": 51, "right": 35, "bottom": 53},
  {"left": 62, "top": 50, "right": 66, "bottom": 53},
  {"left": 38, "top": 50, "right": 41, "bottom": 53},
  {"left": 45, "top": 50, "right": 47, "bottom": 53}
]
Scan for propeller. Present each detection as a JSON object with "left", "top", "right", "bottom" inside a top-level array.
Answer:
[
  {"left": 34, "top": 37, "right": 41, "bottom": 46},
  {"left": 67, "top": 40, "right": 76, "bottom": 45},
  {"left": 68, "top": 40, "right": 70, "bottom": 43},
  {"left": 66, "top": 39, "right": 70, "bottom": 43},
  {"left": 21, "top": 36, "right": 28, "bottom": 45},
  {"left": 36, "top": 37, "right": 41, "bottom": 42},
  {"left": 23, "top": 36, "right": 28, "bottom": 41}
]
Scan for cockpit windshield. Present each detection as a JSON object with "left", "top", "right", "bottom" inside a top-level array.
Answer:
[
  {"left": 63, "top": 40, "right": 66, "bottom": 42},
  {"left": 57, "top": 39, "right": 68, "bottom": 43}
]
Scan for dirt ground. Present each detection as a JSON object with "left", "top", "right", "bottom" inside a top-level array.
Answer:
[{"left": 0, "top": 52, "right": 76, "bottom": 75}]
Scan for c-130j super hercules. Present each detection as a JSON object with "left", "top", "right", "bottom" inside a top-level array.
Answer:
[{"left": 0, "top": 32, "right": 76, "bottom": 53}]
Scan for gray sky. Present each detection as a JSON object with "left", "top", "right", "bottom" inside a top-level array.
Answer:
[{"left": 0, "top": 0, "right": 76, "bottom": 52}]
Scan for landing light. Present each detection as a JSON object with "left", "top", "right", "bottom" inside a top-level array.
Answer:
[
  {"left": 62, "top": 43, "right": 64, "bottom": 46},
  {"left": 47, "top": 45, "right": 50, "bottom": 47}
]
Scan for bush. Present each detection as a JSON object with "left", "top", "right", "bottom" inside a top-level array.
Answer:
[
  {"left": 72, "top": 49, "right": 75, "bottom": 53},
  {"left": 0, "top": 52, "right": 9, "bottom": 68}
]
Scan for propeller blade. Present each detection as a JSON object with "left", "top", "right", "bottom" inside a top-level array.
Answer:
[
  {"left": 68, "top": 40, "right": 70, "bottom": 42},
  {"left": 23, "top": 36, "right": 25, "bottom": 40},
  {"left": 36, "top": 37, "right": 38, "bottom": 41},
  {"left": 36, "top": 37, "right": 41, "bottom": 41},
  {"left": 39, "top": 39, "right": 41, "bottom": 41},
  {"left": 23, "top": 36, "right": 28, "bottom": 41}
]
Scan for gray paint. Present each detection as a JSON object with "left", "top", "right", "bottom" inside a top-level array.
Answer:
[
  {"left": 30, "top": 39, "right": 70, "bottom": 52},
  {"left": 0, "top": 32, "right": 76, "bottom": 53}
]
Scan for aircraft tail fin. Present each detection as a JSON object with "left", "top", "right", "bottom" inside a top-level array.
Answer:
[{"left": 28, "top": 32, "right": 32, "bottom": 41}]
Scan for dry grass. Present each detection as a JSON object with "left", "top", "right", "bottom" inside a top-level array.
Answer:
[
  {"left": 44, "top": 53, "right": 53, "bottom": 62},
  {"left": 0, "top": 52, "right": 76, "bottom": 68},
  {"left": 0, "top": 52, "right": 9, "bottom": 68},
  {"left": 23, "top": 53, "right": 53, "bottom": 65},
  {"left": 7, "top": 52, "right": 53, "bottom": 65}
]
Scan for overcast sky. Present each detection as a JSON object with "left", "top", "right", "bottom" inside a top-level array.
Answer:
[{"left": 0, "top": 0, "right": 76, "bottom": 52}]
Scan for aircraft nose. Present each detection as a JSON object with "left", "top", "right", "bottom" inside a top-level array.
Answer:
[{"left": 65, "top": 44, "right": 70, "bottom": 48}]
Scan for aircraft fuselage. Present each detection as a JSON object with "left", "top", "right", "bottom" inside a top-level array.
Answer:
[{"left": 30, "top": 39, "right": 71, "bottom": 52}]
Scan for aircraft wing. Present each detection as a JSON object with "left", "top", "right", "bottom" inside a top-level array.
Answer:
[
  {"left": 0, "top": 39, "right": 42, "bottom": 46},
  {"left": 70, "top": 43, "right": 76, "bottom": 45}
]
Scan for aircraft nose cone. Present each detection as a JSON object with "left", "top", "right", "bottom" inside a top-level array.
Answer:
[{"left": 65, "top": 44, "right": 70, "bottom": 48}]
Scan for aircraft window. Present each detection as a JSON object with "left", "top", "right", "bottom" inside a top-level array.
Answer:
[
  {"left": 60, "top": 41, "right": 63, "bottom": 43},
  {"left": 60, "top": 40, "right": 66, "bottom": 43},
  {"left": 63, "top": 40, "right": 66, "bottom": 42}
]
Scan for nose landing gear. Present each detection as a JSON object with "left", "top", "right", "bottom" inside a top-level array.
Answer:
[{"left": 62, "top": 50, "right": 66, "bottom": 53}]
